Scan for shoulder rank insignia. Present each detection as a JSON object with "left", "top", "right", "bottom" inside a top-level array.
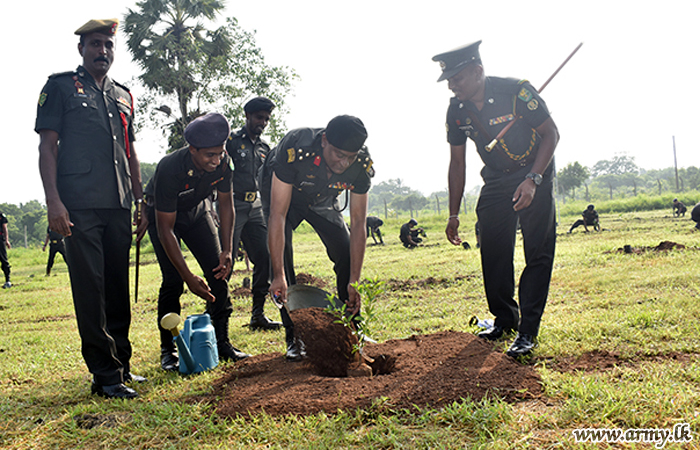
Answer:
[
  {"left": 38, "top": 93, "right": 47, "bottom": 107},
  {"left": 286, "top": 148, "right": 296, "bottom": 163},
  {"left": 527, "top": 99, "right": 539, "bottom": 111},
  {"left": 518, "top": 87, "right": 532, "bottom": 102}
]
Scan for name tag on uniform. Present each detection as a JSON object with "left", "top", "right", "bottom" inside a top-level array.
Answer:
[{"left": 178, "top": 188, "right": 195, "bottom": 197}]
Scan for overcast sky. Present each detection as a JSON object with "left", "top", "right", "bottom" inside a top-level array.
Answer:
[{"left": 3, "top": 0, "right": 698, "bottom": 205}]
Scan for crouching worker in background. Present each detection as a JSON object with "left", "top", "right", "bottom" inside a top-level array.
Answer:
[{"left": 146, "top": 113, "right": 249, "bottom": 372}]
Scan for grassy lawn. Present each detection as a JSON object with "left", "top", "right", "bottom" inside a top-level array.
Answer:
[{"left": 0, "top": 209, "right": 698, "bottom": 449}]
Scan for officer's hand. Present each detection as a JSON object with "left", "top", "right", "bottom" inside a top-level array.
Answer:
[
  {"left": 133, "top": 212, "right": 149, "bottom": 242},
  {"left": 213, "top": 252, "right": 233, "bottom": 280},
  {"left": 346, "top": 283, "right": 361, "bottom": 316},
  {"left": 445, "top": 217, "right": 461, "bottom": 245},
  {"left": 512, "top": 179, "right": 536, "bottom": 211},
  {"left": 185, "top": 274, "right": 215, "bottom": 302},
  {"left": 47, "top": 202, "right": 73, "bottom": 237},
  {"left": 269, "top": 277, "right": 288, "bottom": 304}
]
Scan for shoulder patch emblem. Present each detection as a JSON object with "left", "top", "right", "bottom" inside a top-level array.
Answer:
[
  {"left": 117, "top": 97, "right": 131, "bottom": 108},
  {"left": 518, "top": 88, "right": 532, "bottom": 102},
  {"left": 527, "top": 99, "right": 539, "bottom": 111},
  {"left": 38, "top": 93, "right": 47, "bottom": 107},
  {"left": 286, "top": 148, "right": 296, "bottom": 163}
]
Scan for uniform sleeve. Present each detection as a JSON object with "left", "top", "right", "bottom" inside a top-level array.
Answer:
[
  {"left": 35, "top": 79, "right": 64, "bottom": 134},
  {"left": 514, "top": 81, "right": 550, "bottom": 129},
  {"left": 152, "top": 163, "right": 179, "bottom": 213},
  {"left": 271, "top": 132, "right": 300, "bottom": 185},
  {"left": 446, "top": 100, "right": 468, "bottom": 146},
  {"left": 217, "top": 155, "right": 233, "bottom": 193}
]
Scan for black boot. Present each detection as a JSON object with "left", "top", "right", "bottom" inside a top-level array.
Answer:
[
  {"left": 249, "top": 297, "right": 282, "bottom": 331},
  {"left": 214, "top": 317, "right": 250, "bottom": 362},
  {"left": 284, "top": 326, "right": 305, "bottom": 361},
  {"left": 160, "top": 343, "right": 179, "bottom": 372}
]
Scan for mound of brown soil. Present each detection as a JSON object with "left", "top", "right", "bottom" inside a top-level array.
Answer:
[{"left": 193, "top": 330, "right": 542, "bottom": 417}]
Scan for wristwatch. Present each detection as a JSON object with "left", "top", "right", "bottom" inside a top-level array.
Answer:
[{"left": 525, "top": 172, "right": 543, "bottom": 186}]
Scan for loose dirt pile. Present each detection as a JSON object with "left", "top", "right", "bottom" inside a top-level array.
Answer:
[{"left": 193, "top": 316, "right": 543, "bottom": 417}]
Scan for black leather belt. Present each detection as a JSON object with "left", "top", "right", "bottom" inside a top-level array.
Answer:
[{"left": 234, "top": 191, "right": 258, "bottom": 202}]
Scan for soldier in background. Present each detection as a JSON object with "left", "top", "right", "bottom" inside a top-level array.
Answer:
[
  {"left": 568, "top": 204, "right": 600, "bottom": 233},
  {"left": 366, "top": 216, "right": 384, "bottom": 245},
  {"left": 42, "top": 227, "right": 67, "bottom": 276},
  {"left": 0, "top": 212, "right": 10, "bottom": 288},
  {"left": 691, "top": 202, "right": 700, "bottom": 231},
  {"left": 673, "top": 198, "right": 687, "bottom": 217},
  {"left": 225, "top": 97, "right": 283, "bottom": 331}
]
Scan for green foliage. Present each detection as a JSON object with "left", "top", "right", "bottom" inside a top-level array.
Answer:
[
  {"left": 557, "top": 161, "right": 589, "bottom": 199},
  {"left": 324, "top": 278, "right": 385, "bottom": 354},
  {"left": 123, "top": 0, "right": 296, "bottom": 149},
  {"left": 1, "top": 201, "right": 48, "bottom": 247}
]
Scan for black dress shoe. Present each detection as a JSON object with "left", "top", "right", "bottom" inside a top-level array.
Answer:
[
  {"left": 506, "top": 333, "right": 537, "bottom": 358},
  {"left": 161, "top": 349, "right": 179, "bottom": 372},
  {"left": 477, "top": 325, "right": 513, "bottom": 341},
  {"left": 218, "top": 342, "right": 250, "bottom": 362},
  {"left": 285, "top": 338, "right": 306, "bottom": 361},
  {"left": 124, "top": 373, "right": 148, "bottom": 383},
  {"left": 249, "top": 315, "right": 283, "bottom": 331},
  {"left": 91, "top": 383, "right": 138, "bottom": 399}
]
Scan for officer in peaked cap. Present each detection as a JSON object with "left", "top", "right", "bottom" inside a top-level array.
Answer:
[
  {"left": 146, "top": 112, "right": 250, "bottom": 372},
  {"left": 225, "top": 97, "right": 285, "bottom": 332},
  {"left": 435, "top": 40, "right": 560, "bottom": 359},
  {"left": 260, "top": 115, "right": 373, "bottom": 361},
  {"left": 36, "top": 18, "right": 147, "bottom": 399}
]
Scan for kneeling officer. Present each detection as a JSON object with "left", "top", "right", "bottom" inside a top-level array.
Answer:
[{"left": 146, "top": 113, "right": 249, "bottom": 371}]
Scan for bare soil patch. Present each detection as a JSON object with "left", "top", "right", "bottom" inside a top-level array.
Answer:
[
  {"left": 192, "top": 326, "right": 542, "bottom": 417},
  {"left": 546, "top": 350, "right": 699, "bottom": 373},
  {"left": 606, "top": 240, "right": 697, "bottom": 255}
]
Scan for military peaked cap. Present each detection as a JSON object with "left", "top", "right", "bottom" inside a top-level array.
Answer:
[
  {"left": 432, "top": 40, "right": 482, "bottom": 82},
  {"left": 75, "top": 18, "right": 119, "bottom": 36}
]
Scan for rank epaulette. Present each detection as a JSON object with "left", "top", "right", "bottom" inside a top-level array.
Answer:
[
  {"left": 48, "top": 70, "right": 75, "bottom": 80},
  {"left": 114, "top": 80, "right": 131, "bottom": 92}
]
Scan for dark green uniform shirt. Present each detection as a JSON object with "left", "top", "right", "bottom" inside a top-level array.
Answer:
[
  {"left": 35, "top": 66, "right": 136, "bottom": 210},
  {"left": 225, "top": 126, "right": 269, "bottom": 201},
  {"left": 446, "top": 77, "right": 550, "bottom": 172},
  {"left": 146, "top": 146, "right": 233, "bottom": 221},
  {"left": 271, "top": 127, "right": 373, "bottom": 208}
]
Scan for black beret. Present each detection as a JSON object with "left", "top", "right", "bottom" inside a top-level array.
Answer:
[
  {"left": 184, "top": 112, "right": 231, "bottom": 149},
  {"left": 432, "top": 40, "right": 482, "bottom": 82},
  {"left": 325, "top": 115, "right": 367, "bottom": 153},
  {"left": 244, "top": 96, "right": 276, "bottom": 114},
  {"left": 75, "top": 19, "right": 119, "bottom": 36}
]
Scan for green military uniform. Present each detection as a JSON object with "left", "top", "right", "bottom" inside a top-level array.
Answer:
[{"left": 35, "top": 65, "right": 137, "bottom": 386}]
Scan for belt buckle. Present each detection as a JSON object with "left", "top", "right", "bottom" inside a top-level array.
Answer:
[{"left": 244, "top": 191, "right": 257, "bottom": 202}]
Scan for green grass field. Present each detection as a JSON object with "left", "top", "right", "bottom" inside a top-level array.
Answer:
[{"left": 1, "top": 209, "right": 698, "bottom": 449}]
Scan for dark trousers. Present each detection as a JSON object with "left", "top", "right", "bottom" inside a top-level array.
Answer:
[
  {"left": 0, "top": 241, "right": 9, "bottom": 282},
  {"left": 149, "top": 210, "right": 233, "bottom": 349},
  {"left": 47, "top": 241, "right": 67, "bottom": 273},
  {"left": 477, "top": 167, "right": 556, "bottom": 337},
  {"left": 232, "top": 199, "right": 270, "bottom": 302},
  {"left": 64, "top": 209, "right": 132, "bottom": 386},
  {"left": 285, "top": 204, "right": 352, "bottom": 302}
]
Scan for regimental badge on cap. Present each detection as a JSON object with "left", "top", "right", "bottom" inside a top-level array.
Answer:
[
  {"left": 432, "top": 40, "right": 482, "bottom": 82},
  {"left": 74, "top": 18, "right": 119, "bottom": 36}
]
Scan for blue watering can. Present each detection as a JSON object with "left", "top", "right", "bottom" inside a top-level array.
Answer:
[{"left": 160, "top": 313, "right": 218, "bottom": 375}]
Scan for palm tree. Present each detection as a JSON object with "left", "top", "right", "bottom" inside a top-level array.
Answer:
[{"left": 123, "top": 0, "right": 231, "bottom": 140}]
